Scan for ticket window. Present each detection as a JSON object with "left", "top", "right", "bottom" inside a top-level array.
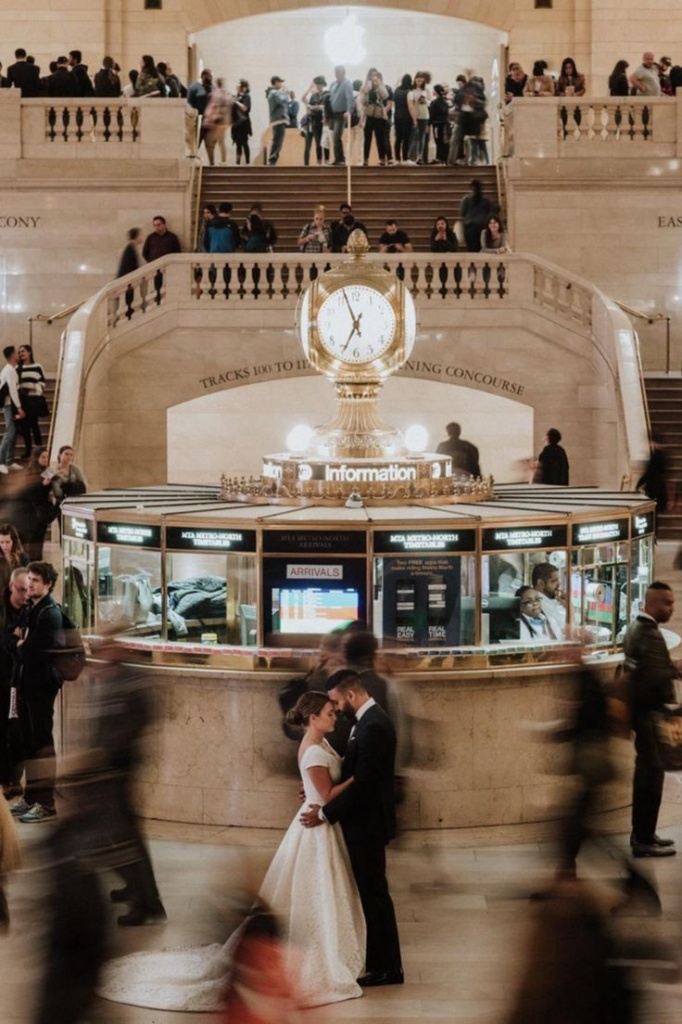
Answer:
[
  {"left": 481, "top": 549, "right": 568, "bottom": 643},
  {"left": 372, "top": 554, "right": 476, "bottom": 646},
  {"left": 96, "top": 547, "right": 162, "bottom": 632},
  {"left": 570, "top": 542, "right": 629, "bottom": 646},
  {"left": 164, "top": 552, "right": 257, "bottom": 645},
  {"left": 62, "top": 537, "right": 95, "bottom": 630}
]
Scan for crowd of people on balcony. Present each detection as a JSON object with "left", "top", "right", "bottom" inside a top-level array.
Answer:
[{"left": 504, "top": 51, "right": 682, "bottom": 100}]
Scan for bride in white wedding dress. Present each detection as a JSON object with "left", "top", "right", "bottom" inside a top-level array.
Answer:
[{"left": 98, "top": 690, "right": 366, "bottom": 1011}]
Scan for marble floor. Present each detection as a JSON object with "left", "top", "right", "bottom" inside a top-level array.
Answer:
[{"left": 3, "top": 542, "right": 682, "bottom": 1024}]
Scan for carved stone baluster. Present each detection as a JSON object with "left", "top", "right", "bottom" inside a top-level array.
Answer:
[
  {"left": 438, "top": 262, "right": 448, "bottom": 298},
  {"left": 108, "top": 294, "right": 120, "bottom": 329},
  {"left": 237, "top": 262, "right": 247, "bottom": 298},
  {"left": 130, "top": 106, "right": 140, "bottom": 142},
  {"left": 558, "top": 105, "right": 568, "bottom": 141},
  {"left": 89, "top": 106, "right": 98, "bottom": 142},
  {"left": 292, "top": 263, "right": 303, "bottom": 292},
  {"left": 75, "top": 106, "right": 84, "bottom": 142},
  {"left": 424, "top": 262, "right": 434, "bottom": 298},
  {"left": 280, "top": 264, "right": 290, "bottom": 298},
  {"left": 103, "top": 106, "right": 111, "bottom": 142},
  {"left": 265, "top": 263, "right": 275, "bottom": 299},
  {"left": 208, "top": 262, "right": 217, "bottom": 299},
  {"left": 309, "top": 263, "right": 318, "bottom": 283},
  {"left": 642, "top": 105, "right": 651, "bottom": 141},
  {"left": 481, "top": 262, "right": 491, "bottom": 299},
  {"left": 116, "top": 107, "right": 124, "bottom": 142},
  {"left": 572, "top": 105, "right": 582, "bottom": 141},
  {"left": 153, "top": 269, "right": 164, "bottom": 306},
  {"left": 453, "top": 262, "right": 463, "bottom": 298},
  {"left": 47, "top": 106, "right": 57, "bottom": 142},
  {"left": 467, "top": 262, "right": 477, "bottom": 299},
  {"left": 192, "top": 263, "right": 203, "bottom": 299},
  {"left": 614, "top": 105, "right": 622, "bottom": 141},
  {"left": 251, "top": 262, "right": 261, "bottom": 298},
  {"left": 600, "top": 104, "right": 609, "bottom": 141},
  {"left": 628, "top": 106, "right": 635, "bottom": 140},
  {"left": 585, "top": 104, "right": 595, "bottom": 140},
  {"left": 139, "top": 275, "right": 148, "bottom": 313},
  {"left": 124, "top": 284, "right": 135, "bottom": 320},
  {"left": 496, "top": 263, "right": 507, "bottom": 298},
  {"left": 222, "top": 263, "right": 231, "bottom": 299},
  {"left": 61, "top": 106, "right": 70, "bottom": 141}
]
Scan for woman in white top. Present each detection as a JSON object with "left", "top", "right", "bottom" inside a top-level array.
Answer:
[
  {"left": 480, "top": 214, "right": 510, "bottom": 254},
  {"left": 410, "top": 70, "right": 432, "bottom": 164},
  {"left": 98, "top": 690, "right": 366, "bottom": 1010}
]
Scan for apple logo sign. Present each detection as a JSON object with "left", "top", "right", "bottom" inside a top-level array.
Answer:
[{"left": 324, "top": 13, "right": 366, "bottom": 67}]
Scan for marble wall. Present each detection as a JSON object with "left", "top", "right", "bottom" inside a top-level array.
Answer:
[{"left": 60, "top": 660, "right": 633, "bottom": 830}]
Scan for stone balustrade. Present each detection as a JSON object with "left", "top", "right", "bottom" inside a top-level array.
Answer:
[
  {"left": 0, "top": 92, "right": 188, "bottom": 163},
  {"left": 107, "top": 253, "right": 519, "bottom": 331},
  {"left": 502, "top": 95, "right": 681, "bottom": 159}
]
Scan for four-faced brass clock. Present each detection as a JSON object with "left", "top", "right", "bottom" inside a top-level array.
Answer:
[{"left": 297, "top": 231, "right": 417, "bottom": 381}]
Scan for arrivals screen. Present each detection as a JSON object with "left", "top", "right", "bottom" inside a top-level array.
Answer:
[
  {"left": 272, "top": 587, "right": 359, "bottom": 634},
  {"left": 262, "top": 556, "right": 367, "bottom": 644}
]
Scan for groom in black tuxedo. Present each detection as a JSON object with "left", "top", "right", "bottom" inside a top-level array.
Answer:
[{"left": 300, "top": 669, "right": 403, "bottom": 987}]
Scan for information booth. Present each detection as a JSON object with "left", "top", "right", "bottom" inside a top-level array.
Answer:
[
  {"left": 62, "top": 485, "right": 656, "bottom": 665},
  {"left": 59, "top": 485, "right": 656, "bottom": 832}
]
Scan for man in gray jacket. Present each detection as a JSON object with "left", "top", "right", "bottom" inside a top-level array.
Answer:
[{"left": 267, "top": 75, "right": 291, "bottom": 165}]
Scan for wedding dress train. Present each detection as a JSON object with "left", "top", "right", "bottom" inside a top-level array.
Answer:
[{"left": 98, "top": 740, "right": 366, "bottom": 1009}]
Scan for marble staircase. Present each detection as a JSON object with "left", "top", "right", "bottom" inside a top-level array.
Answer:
[{"left": 198, "top": 164, "right": 499, "bottom": 253}]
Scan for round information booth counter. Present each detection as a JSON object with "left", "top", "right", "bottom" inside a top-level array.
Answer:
[{"left": 60, "top": 484, "right": 653, "bottom": 830}]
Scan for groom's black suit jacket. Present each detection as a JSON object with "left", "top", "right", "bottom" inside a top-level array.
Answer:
[{"left": 323, "top": 702, "right": 396, "bottom": 844}]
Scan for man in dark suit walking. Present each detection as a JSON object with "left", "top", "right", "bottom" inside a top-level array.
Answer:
[
  {"left": 6, "top": 48, "right": 41, "bottom": 96},
  {"left": 301, "top": 669, "right": 403, "bottom": 987}
]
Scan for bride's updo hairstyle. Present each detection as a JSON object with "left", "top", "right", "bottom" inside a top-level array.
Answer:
[{"left": 286, "top": 690, "right": 330, "bottom": 728}]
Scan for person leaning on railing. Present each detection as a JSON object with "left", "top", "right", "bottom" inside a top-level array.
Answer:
[{"left": 51, "top": 446, "right": 87, "bottom": 506}]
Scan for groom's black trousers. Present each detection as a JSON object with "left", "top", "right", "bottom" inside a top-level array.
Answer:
[{"left": 346, "top": 838, "right": 402, "bottom": 974}]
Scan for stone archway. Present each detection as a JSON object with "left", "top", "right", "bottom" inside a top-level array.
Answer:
[{"left": 183, "top": 0, "right": 514, "bottom": 34}]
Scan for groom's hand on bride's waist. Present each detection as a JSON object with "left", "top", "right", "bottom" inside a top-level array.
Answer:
[{"left": 300, "top": 803, "right": 325, "bottom": 828}]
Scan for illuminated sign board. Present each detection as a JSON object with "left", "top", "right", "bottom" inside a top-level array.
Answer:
[
  {"left": 632, "top": 512, "right": 655, "bottom": 538},
  {"left": 96, "top": 522, "right": 161, "bottom": 548},
  {"left": 62, "top": 515, "right": 94, "bottom": 542},
  {"left": 482, "top": 525, "right": 567, "bottom": 550},
  {"left": 263, "top": 531, "right": 366, "bottom": 554},
  {"left": 286, "top": 564, "right": 343, "bottom": 580},
  {"left": 166, "top": 527, "right": 256, "bottom": 552},
  {"left": 571, "top": 520, "right": 628, "bottom": 545},
  {"left": 373, "top": 530, "right": 476, "bottom": 553}
]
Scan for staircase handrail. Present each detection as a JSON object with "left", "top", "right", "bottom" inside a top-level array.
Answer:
[{"left": 614, "top": 300, "right": 671, "bottom": 374}]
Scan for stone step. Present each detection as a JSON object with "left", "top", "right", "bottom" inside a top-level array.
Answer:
[{"left": 199, "top": 165, "right": 500, "bottom": 252}]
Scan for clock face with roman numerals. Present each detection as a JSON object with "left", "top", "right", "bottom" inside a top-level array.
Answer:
[{"left": 316, "top": 285, "right": 397, "bottom": 365}]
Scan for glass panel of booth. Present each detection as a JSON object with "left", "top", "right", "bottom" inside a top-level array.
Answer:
[
  {"left": 371, "top": 529, "right": 476, "bottom": 646},
  {"left": 480, "top": 524, "right": 569, "bottom": 644},
  {"left": 570, "top": 519, "right": 630, "bottom": 646}
]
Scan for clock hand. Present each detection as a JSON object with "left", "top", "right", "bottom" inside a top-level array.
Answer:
[
  {"left": 341, "top": 289, "right": 357, "bottom": 322},
  {"left": 342, "top": 322, "right": 358, "bottom": 352}
]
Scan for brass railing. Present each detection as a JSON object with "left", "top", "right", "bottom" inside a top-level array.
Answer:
[{"left": 28, "top": 299, "right": 86, "bottom": 454}]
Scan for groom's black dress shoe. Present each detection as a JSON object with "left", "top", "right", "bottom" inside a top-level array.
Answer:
[{"left": 358, "top": 970, "right": 404, "bottom": 987}]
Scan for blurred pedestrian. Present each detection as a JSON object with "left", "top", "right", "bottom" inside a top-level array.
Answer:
[
  {"left": 116, "top": 227, "right": 143, "bottom": 277},
  {"left": 637, "top": 434, "right": 671, "bottom": 535},
  {"left": 533, "top": 428, "right": 569, "bottom": 485}
]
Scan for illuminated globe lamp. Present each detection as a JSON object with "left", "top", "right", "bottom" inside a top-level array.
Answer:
[{"left": 237, "top": 229, "right": 494, "bottom": 506}]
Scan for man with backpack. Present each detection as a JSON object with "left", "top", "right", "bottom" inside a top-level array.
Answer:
[{"left": 10, "top": 561, "right": 63, "bottom": 822}]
